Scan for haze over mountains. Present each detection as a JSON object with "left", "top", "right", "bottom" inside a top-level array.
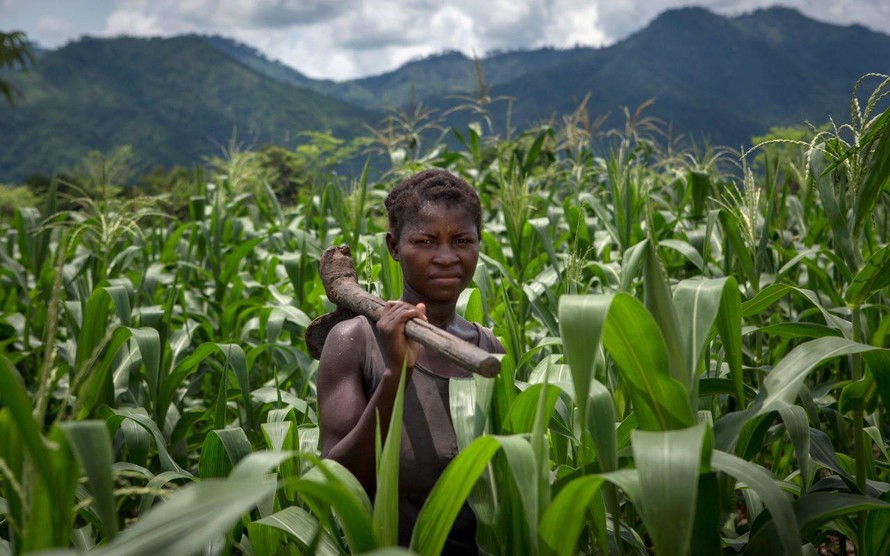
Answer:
[{"left": 1, "top": 6, "right": 889, "bottom": 183}]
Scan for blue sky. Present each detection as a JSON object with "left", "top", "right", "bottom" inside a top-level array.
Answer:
[{"left": 2, "top": 0, "right": 888, "bottom": 80}]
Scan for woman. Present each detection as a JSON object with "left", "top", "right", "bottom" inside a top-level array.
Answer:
[{"left": 317, "top": 169, "right": 504, "bottom": 554}]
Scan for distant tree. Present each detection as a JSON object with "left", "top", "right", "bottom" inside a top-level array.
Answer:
[{"left": 1, "top": 30, "right": 34, "bottom": 105}]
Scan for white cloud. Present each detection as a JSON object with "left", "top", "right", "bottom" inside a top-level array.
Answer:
[
  {"left": 105, "top": 0, "right": 356, "bottom": 33},
  {"left": 105, "top": 9, "right": 166, "bottom": 36},
  {"left": 9, "top": 0, "right": 877, "bottom": 80}
]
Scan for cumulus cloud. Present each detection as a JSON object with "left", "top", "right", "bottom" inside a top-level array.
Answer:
[
  {"left": 106, "top": 0, "right": 355, "bottom": 32},
  {"left": 98, "top": 0, "right": 612, "bottom": 79},
  {"left": 6, "top": 0, "right": 884, "bottom": 79}
]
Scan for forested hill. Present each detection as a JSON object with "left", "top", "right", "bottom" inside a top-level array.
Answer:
[
  {"left": 490, "top": 6, "right": 890, "bottom": 146},
  {"left": 2, "top": 6, "right": 889, "bottom": 182},
  {"left": 208, "top": 6, "right": 890, "bottom": 144},
  {"left": 0, "top": 36, "right": 378, "bottom": 182}
]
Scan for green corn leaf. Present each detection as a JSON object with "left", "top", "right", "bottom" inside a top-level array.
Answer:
[
  {"left": 562, "top": 292, "right": 689, "bottom": 435},
  {"left": 247, "top": 506, "right": 342, "bottom": 556},
  {"left": 502, "top": 383, "right": 560, "bottom": 435},
  {"left": 449, "top": 375, "right": 495, "bottom": 449},
  {"left": 602, "top": 293, "right": 695, "bottom": 431},
  {"left": 530, "top": 217, "right": 561, "bottom": 274},
  {"left": 27, "top": 426, "right": 80, "bottom": 551},
  {"left": 373, "top": 362, "right": 406, "bottom": 547},
  {"left": 688, "top": 169, "right": 710, "bottom": 218},
  {"left": 61, "top": 421, "right": 118, "bottom": 539},
  {"left": 288, "top": 459, "right": 374, "bottom": 553},
  {"left": 808, "top": 428, "right": 858, "bottom": 491},
  {"left": 853, "top": 110, "right": 890, "bottom": 238},
  {"left": 456, "top": 287, "right": 484, "bottom": 324},
  {"left": 631, "top": 424, "right": 707, "bottom": 556},
  {"left": 758, "top": 338, "right": 890, "bottom": 414},
  {"left": 844, "top": 243, "right": 890, "bottom": 308},
  {"left": 74, "top": 326, "right": 160, "bottom": 420},
  {"left": 673, "top": 277, "right": 741, "bottom": 399},
  {"left": 710, "top": 450, "right": 801, "bottom": 556},
  {"left": 839, "top": 374, "right": 876, "bottom": 414},
  {"left": 660, "top": 238, "right": 704, "bottom": 271},
  {"left": 410, "top": 436, "right": 501, "bottom": 555},
  {"left": 91, "top": 479, "right": 275, "bottom": 556},
  {"left": 718, "top": 209, "right": 758, "bottom": 291},
  {"left": 219, "top": 236, "right": 264, "bottom": 288},
  {"left": 497, "top": 435, "right": 540, "bottom": 546},
  {"left": 158, "top": 342, "right": 255, "bottom": 432},
  {"left": 558, "top": 294, "right": 607, "bottom": 432},
  {"left": 777, "top": 406, "right": 811, "bottom": 492},
  {"left": 0, "top": 409, "right": 74, "bottom": 553},
  {"left": 539, "top": 475, "right": 606, "bottom": 556},
  {"left": 643, "top": 241, "right": 686, "bottom": 386},
  {"left": 810, "top": 147, "right": 860, "bottom": 274},
  {"left": 747, "top": 492, "right": 890, "bottom": 555},
  {"left": 863, "top": 491, "right": 890, "bottom": 556},
  {"left": 740, "top": 283, "right": 852, "bottom": 338},
  {"left": 619, "top": 239, "right": 647, "bottom": 292},
  {"left": 138, "top": 471, "right": 194, "bottom": 515},
  {"left": 198, "top": 428, "right": 253, "bottom": 479},
  {"left": 352, "top": 158, "right": 371, "bottom": 247},
  {"left": 715, "top": 277, "right": 744, "bottom": 404},
  {"left": 690, "top": 472, "right": 723, "bottom": 556},
  {"left": 0, "top": 353, "right": 55, "bottom": 490},
  {"left": 104, "top": 407, "right": 190, "bottom": 475},
  {"left": 375, "top": 232, "right": 403, "bottom": 301},
  {"left": 715, "top": 338, "right": 890, "bottom": 451},
  {"left": 698, "top": 378, "right": 757, "bottom": 400},
  {"left": 753, "top": 322, "right": 842, "bottom": 339},
  {"left": 76, "top": 285, "right": 132, "bottom": 370},
  {"left": 586, "top": 379, "right": 617, "bottom": 473}
]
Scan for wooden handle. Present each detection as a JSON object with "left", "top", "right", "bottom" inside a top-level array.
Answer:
[{"left": 319, "top": 245, "right": 501, "bottom": 377}]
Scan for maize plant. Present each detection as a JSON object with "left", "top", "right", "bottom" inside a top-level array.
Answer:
[{"left": 1, "top": 75, "right": 889, "bottom": 556}]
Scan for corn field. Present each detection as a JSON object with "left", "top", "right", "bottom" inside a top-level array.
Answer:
[{"left": 1, "top": 74, "right": 890, "bottom": 556}]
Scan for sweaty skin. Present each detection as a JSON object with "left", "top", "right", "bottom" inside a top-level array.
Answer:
[{"left": 317, "top": 200, "right": 503, "bottom": 492}]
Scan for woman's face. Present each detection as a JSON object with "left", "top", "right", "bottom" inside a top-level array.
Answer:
[{"left": 387, "top": 200, "right": 480, "bottom": 305}]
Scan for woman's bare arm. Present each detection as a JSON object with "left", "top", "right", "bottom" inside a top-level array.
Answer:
[{"left": 316, "top": 302, "right": 425, "bottom": 492}]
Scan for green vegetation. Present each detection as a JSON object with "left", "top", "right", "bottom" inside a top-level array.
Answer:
[
  {"left": 1, "top": 52, "right": 890, "bottom": 556},
  {"left": 0, "top": 35, "right": 377, "bottom": 183},
  {"left": 0, "top": 30, "right": 33, "bottom": 105}
]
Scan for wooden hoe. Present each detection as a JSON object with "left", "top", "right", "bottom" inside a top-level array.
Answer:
[{"left": 304, "top": 245, "right": 501, "bottom": 378}]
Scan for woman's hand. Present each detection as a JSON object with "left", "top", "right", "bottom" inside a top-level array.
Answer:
[{"left": 376, "top": 300, "right": 427, "bottom": 372}]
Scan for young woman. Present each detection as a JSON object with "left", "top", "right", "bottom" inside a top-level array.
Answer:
[{"left": 317, "top": 169, "right": 504, "bottom": 554}]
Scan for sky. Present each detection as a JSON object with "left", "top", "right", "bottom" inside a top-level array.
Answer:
[{"left": 2, "top": 0, "right": 889, "bottom": 81}]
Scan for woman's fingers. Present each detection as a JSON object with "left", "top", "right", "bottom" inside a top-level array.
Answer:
[{"left": 378, "top": 301, "right": 426, "bottom": 370}]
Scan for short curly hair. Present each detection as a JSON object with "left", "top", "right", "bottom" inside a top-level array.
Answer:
[{"left": 384, "top": 169, "right": 482, "bottom": 239}]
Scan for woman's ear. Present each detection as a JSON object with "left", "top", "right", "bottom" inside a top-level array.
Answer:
[{"left": 385, "top": 231, "right": 399, "bottom": 261}]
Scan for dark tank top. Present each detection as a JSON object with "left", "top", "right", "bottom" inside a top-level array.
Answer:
[{"left": 355, "top": 316, "right": 500, "bottom": 554}]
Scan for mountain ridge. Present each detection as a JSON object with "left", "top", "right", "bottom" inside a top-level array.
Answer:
[{"left": 1, "top": 6, "right": 888, "bottom": 182}]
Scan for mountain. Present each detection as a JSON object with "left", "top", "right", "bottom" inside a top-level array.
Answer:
[
  {"left": 0, "top": 35, "right": 377, "bottom": 182},
  {"left": 202, "top": 6, "right": 890, "bottom": 148},
  {"left": 203, "top": 36, "right": 594, "bottom": 110},
  {"left": 487, "top": 7, "right": 890, "bottom": 145},
  {"left": 2, "top": 7, "right": 889, "bottom": 182}
]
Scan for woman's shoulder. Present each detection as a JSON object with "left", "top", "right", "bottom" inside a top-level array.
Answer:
[
  {"left": 318, "top": 315, "right": 375, "bottom": 366},
  {"left": 466, "top": 319, "right": 505, "bottom": 354},
  {"left": 319, "top": 315, "right": 384, "bottom": 394}
]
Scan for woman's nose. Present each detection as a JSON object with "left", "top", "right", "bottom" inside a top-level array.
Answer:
[{"left": 433, "top": 244, "right": 459, "bottom": 264}]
